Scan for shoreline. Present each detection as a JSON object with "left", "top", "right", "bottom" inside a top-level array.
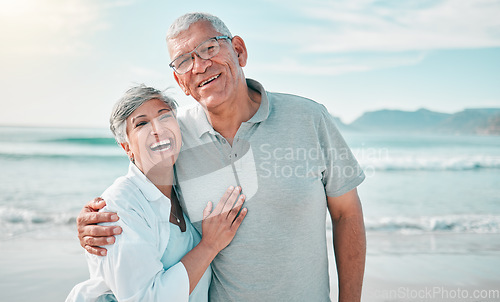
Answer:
[{"left": 1, "top": 231, "right": 499, "bottom": 301}]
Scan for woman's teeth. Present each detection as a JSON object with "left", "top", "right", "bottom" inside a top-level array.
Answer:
[{"left": 150, "top": 139, "right": 172, "bottom": 151}]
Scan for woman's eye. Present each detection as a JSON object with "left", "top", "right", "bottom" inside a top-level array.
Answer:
[
  {"left": 160, "top": 113, "right": 173, "bottom": 121},
  {"left": 135, "top": 121, "right": 148, "bottom": 128}
]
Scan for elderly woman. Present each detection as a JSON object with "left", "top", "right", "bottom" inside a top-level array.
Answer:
[{"left": 67, "top": 85, "right": 247, "bottom": 302}]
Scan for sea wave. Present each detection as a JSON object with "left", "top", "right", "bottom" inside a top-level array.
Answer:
[
  {"left": 0, "top": 207, "right": 77, "bottom": 239},
  {"left": 0, "top": 140, "right": 124, "bottom": 159},
  {"left": 364, "top": 215, "right": 500, "bottom": 234},
  {"left": 0, "top": 207, "right": 74, "bottom": 225},
  {"left": 2, "top": 136, "right": 500, "bottom": 171},
  {"left": 0, "top": 152, "right": 125, "bottom": 160},
  {"left": 44, "top": 137, "right": 117, "bottom": 145},
  {"left": 2, "top": 207, "right": 499, "bottom": 239},
  {"left": 359, "top": 155, "right": 500, "bottom": 171}
]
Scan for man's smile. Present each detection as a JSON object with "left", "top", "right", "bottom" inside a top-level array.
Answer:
[{"left": 198, "top": 74, "right": 220, "bottom": 87}]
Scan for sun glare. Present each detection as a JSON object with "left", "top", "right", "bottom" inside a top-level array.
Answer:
[{"left": 0, "top": 0, "right": 38, "bottom": 17}]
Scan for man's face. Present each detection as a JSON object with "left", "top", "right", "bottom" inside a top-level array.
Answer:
[{"left": 168, "top": 21, "right": 247, "bottom": 111}]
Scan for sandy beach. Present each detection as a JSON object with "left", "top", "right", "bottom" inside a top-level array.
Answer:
[{"left": 1, "top": 227, "right": 499, "bottom": 302}]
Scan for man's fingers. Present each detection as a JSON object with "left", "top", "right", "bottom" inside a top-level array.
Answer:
[
  {"left": 84, "top": 244, "right": 109, "bottom": 256},
  {"left": 85, "top": 197, "right": 106, "bottom": 211},
  {"left": 77, "top": 211, "right": 119, "bottom": 226},
  {"left": 78, "top": 225, "right": 122, "bottom": 239},
  {"left": 83, "top": 235, "right": 116, "bottom": 247},
  {"left": 82, "top": 236, "right": 116, "bottom": 247}
]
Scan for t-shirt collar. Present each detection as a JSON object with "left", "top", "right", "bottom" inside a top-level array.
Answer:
[
  {"left": 245, "top": 78, "right": 270, "bottom": 124},
  {"left": 193, "top": 78, "right": 270, "bottom": 138}
]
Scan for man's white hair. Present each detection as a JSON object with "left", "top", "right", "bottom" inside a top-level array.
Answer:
[{"left": 166, "top": 12, "right": 233, "bottom": 42}]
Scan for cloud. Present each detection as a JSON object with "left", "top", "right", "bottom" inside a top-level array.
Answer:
[
  {"left": 247, "top": 0, "right": 500, "bottom": 76},
  {"left": 249, "top": 51, "right": 428, "bottom": 76},
  {"left": 0, "top": 0, "right": 133, "bottom": 57},
  {"left": 293, "top": 0, "right": 500, "bottom": 53}
]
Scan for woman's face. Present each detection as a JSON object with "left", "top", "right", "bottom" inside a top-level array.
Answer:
[{"left": 121, "top": 98, "right": 182, "bottom": 176}]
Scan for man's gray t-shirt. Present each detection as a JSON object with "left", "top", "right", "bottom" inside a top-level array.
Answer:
[{"left": 175, "top": 79, "right": 365, "bottom": 301}]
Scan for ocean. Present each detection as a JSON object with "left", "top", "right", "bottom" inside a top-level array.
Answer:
[
  {"left": 1, "top": 125, "right": 499, "bottom": 301},
  {"left": 1, "top": 126, "right": 499, "bottom": 245}
]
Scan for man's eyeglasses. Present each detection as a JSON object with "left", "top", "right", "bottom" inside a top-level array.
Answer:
[{"left": 169, "top": 36, "right": 232, "bottom": 75}]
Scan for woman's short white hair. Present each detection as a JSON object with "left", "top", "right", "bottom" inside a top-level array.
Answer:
[
  {"left": 166, "top": 12, "right": 233, "bottom": 41},
  {"left": 109, "top": 84, "right": 177, "bottom": 144}
]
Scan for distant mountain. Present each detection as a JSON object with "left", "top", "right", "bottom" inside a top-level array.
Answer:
[
  {"left": 330, "top": 115, "right": 355, "bottom": 132},
  {"left": 348, "top": 108, "right": 500, "bottom": 135},
  {"left": 350, "top": 108, "right": 451, "bottom": 133},
  {"left": 482, "top": 114, "right": 500, "bottom": 135},
  {"left": 436, "top": 108, "right": 500, "bottom": 135}
]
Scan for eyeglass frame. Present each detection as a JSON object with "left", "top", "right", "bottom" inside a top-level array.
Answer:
[{"left": 169, "top": 35, "right": 232, "bottom": 75}]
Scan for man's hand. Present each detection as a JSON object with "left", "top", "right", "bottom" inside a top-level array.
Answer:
[{"left": 77, "top": 197, "right": 122, "bottom": 256}]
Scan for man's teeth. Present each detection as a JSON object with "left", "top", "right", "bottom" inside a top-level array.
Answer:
[
  {"left": 199, "top": 74, "right": 220, "bottom": 87},
  {"left": 151, "top": 139, "right": 172, "bottom": 151}
]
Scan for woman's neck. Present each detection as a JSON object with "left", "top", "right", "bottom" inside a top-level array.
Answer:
[
  {"left": 143, "top": 165, "right": 175, "bottom": 199},
  {"left": 156, "top": 183, "right": 173, "bottom": 199}
]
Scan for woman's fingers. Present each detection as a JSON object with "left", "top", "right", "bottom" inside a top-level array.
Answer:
[
  {"left": 203, "top": 201, "right": 213, "bottom": 220},
  {"left": 200, "top": 186, "right": 248, "bottom": 253},
  {"left": 211, "top": 186, "right": 241, "bottom": 216},
  {"left": 220, "top": 186, "right": 241, "bottom": 215},
  {"left": 204, "top": 186, "right": 246, "bottom": 225},
  {"left": 231, "top": 208, "right": 247, "bottom": 231},
  {"left": 227, "top": 194, "right": 246, "bottom": 221},
  {"left": 212, "top": 186, "right": 235, "bottom": 215}
]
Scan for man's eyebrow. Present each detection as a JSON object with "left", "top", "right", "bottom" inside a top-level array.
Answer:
[
  {"left": 158, "top": 108, "right": 171, "bottom": 113},
  {"left": 131, "top": 115, "right": 146, "bottom": 123}
]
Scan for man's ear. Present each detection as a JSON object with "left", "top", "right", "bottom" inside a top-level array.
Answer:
[
  {"left": 231, "top": 36, "right": 248, "bottom": 67},
  {"left": 174, "top": 72, "right": 191, "bottom": 96}
]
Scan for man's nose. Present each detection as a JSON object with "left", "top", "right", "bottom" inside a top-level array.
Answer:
[{"left": 191, "top": 53, "right": 211, "bottom": 73}]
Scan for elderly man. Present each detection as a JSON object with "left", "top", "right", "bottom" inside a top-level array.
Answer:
[{"left": 77, "top": 12, "right": 366, "bottom": 301}]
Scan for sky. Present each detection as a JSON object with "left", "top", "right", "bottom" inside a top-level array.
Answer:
[{"left": 1, "top": 0, "right": 500, "bottom": 127}]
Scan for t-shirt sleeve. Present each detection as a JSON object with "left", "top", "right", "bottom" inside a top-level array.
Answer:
[{"left": 317, "top": 105, "right": 365, "bottom": 197}]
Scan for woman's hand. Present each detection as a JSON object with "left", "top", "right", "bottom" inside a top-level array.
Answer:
[
  {"left": 181, "top": 186, "right": 248, "bottom": 293},
  {"left": 199, "top": 186, "right": 247, "bottom": 254}
]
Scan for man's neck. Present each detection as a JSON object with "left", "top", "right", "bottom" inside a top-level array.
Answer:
[{"left": 207, "top": 86, "right": 261, "bottom": 144}]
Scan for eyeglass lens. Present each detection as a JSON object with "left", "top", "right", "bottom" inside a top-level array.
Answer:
[{"left": 172, "top": 38, "right": 221, "bottom": 74}]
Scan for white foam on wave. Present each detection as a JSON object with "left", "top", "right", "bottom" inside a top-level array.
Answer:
[
  {"left": 0, "top": 207, "right": 76, "bottom": 239},
  {"left": 365, "top": 214, "right": 500, "bottom": 234},
  {"left": 357, "top": 153, "right": 500, "bottom": 171},
  {"left": 0, "top": 143, "right": 123, "bottom": 159}
]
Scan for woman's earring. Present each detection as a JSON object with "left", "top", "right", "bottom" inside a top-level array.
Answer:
[{"left": 130, "top": 155, "right": 135, "bottom": 163}]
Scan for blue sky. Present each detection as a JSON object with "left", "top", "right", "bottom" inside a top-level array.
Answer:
[{"left": 1, "top": 0, "right": 499, "bottom": 127}]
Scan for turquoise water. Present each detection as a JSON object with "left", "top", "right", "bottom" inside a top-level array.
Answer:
[{"left": 1, "top": 126, "right": 499, "bottom": 254}]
